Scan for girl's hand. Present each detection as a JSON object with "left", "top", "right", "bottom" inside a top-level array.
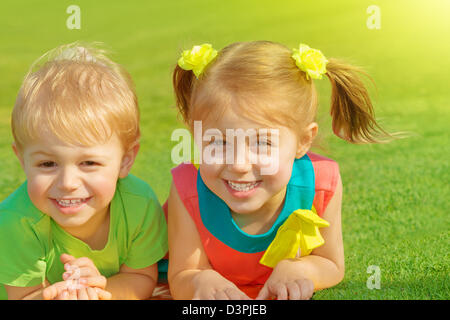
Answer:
[
  {"left": 256, "top": 260, "right": 314, "bottom": 300},
  {"left": 192, "top": 269, "right": 251, "bottom": 300},
  {"left": 60, "top": 254, "right": 107, "bottom": 290}
]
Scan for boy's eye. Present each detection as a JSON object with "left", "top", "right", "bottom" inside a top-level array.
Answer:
[
  {"left": 81, "top": 161, "right": 97, "bottom": 166},
  {"left": 38, "top": 161, "right": 56, "bottom": 168}
]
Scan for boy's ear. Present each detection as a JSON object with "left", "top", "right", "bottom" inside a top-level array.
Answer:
[
  {"left": 295, "top": 122, "right": 318, "bottom": 159},
  {"left": 12, "top": 142, "right": 25, "bottom": 169},
  {"left": 119, "top": 142, "right": 140, "bottom": 178}
]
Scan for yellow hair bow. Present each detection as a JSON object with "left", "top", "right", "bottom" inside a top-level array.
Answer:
[
  {"left": 178, "top": 43, "right": 218, "bottom": 78},
  {"left": 259, "top": 208, "right": 330, "bottom": 268},
  {"left": 291, "top": 44, "right": 328, "bottom": 80}
]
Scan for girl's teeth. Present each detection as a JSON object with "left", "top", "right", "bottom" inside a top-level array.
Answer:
[{"left": 227, "top": 181, "right": 258, "bottom": 192}]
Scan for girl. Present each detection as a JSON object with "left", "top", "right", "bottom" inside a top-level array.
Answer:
[{"left": 167, "top": 41, "right": 391, "bottom": 300}]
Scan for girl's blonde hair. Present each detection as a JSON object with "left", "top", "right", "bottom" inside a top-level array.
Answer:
[
  {"left": 12, "top": 42, "right": 140, "bottom": 152},
  {"left": 173, "top": 40, "right": 391, "bottom": 143}
]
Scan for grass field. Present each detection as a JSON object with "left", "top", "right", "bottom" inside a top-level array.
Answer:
[{"left": 0, "top": 0, "right": 448, "bottom": 299}]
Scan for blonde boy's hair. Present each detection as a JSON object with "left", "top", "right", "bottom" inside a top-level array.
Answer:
[{"left": 12, "top": 42, "right": 140, "bottom": 151}]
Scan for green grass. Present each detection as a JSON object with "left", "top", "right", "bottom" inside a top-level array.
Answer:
[{"left": 0, "top": 0, "right": 449, "bottom": 299}]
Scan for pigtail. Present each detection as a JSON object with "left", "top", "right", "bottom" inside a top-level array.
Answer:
[
  {"left": 173, "top": 65, "right": 196, "bottom": 124},
  {"left": 325, "top": 58, "right": 392, "bottom": 143}
]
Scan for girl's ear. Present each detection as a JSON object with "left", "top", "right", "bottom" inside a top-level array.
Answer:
[
  {"left": 119, "top": 142, "right": 140, "bottom": 178},
  {"left": 295, "top": 122, "right": 318, "bottom": 158},
  {"left": 12, "top": 142, "right": 25, "bottom": 169}
]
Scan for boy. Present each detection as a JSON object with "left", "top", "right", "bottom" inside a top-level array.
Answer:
[{"left": 0, "top": 43, "right": 168, "bottom": 299}]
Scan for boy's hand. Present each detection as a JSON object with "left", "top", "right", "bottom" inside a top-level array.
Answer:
[
  {"left": 60, "top": 254, "right": 107, "bottom": 290},
  {"left": 55, "top": 253, "right": 112, "bottom": 299},
  {"left": 192, "top": 269, "right": 251, "bottom": 300},
  {"left": 64, "top": 287, "right": 111, "bottom": 300},
  {"left": 255, "top": 260, "right": 314, "bottom": 300},
  {"left": 42, "top": 280, "right": 111, "bottom": 300}
]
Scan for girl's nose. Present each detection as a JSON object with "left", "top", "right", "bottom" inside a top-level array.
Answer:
[
  {"left": 57, "top": 166, "right": 81, "bottom": 192},
  {"left": 227, "top": 144, "right": 253, "bottom": 173},
  {"left": 228, "top": 160, "right": 253, "bottom": 173}
]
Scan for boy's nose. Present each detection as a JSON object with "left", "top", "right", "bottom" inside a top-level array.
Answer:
[{"left": 57, "top": 166, "right": 81, "bottom": 191}]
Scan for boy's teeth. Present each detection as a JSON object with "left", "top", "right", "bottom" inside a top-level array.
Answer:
[
  {"left": 56, "top": 198, "right": 87, "bottom": 207},
  {"left": 227, "top": 181, "right": 258, "bottom": 192}
]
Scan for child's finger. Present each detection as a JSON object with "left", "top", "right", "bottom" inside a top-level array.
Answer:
[
  {"left": 213, "top": 290, "right": 230, "bottom": 300},
  {"left": 95, "top": 288, "right": 112, "bottom": 300},
  {"left": 63, "top": 267, "right": 98, "bottom": 280},
  {"left": 68, "top": 288, "right": 78, "bottom": 300},
  {"left": 60, "top": 253, "right": 76, "bottom": 265},
  {"left": 64, "top": 257, "right": 98, "bottom": 274},
  {"left": 64, "top": 279, "right": 87, "bottom": 291},
  {"left": 274, "top": 283, "right": 288, "bottom": 300},
  {"left": 77, "top": 288, "right": 89, "bottom": 300},
  {"left": 255, "top": 285, "right": 270, "bottom": 300},
  {"left": 297, "top": 279, "right": 314, "bottom": 300},
  {"left": 86, "top": 287, "right": 99, "bottom": 300},
  {"left": 56, "top": 290, "right": 69, "bottom": 300},
  {"left": 42, "top": 286, "right": 58, "bottom": 300},
  {"left": 193, "top": 291, "right": 214, "bottom": 300},
  {"left": 79, "top": 275, "right": 107, "bottom": 289},
  {"left": 42, "top": 281, "right": 71, "bottom": 300},
  {"left": 286, "top": 282, "right": 301, "bottom": 300}
]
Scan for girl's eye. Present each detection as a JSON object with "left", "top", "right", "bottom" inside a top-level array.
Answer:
[
  {"left": 258, "top": 140, "right": 271, "bottom": 146},
  {"left": 38, "top": 161, "right": 56, "bottom": 168},
  {"left": 211, "top": 140, "right": 226, "bottom": 146},
  {"left": 251, "top": 139, "right": 271, "bottom": 148}
]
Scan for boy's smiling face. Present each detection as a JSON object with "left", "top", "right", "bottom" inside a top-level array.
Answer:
[{"left": 13, "top": 131, "right": 138, "bottom": 233}]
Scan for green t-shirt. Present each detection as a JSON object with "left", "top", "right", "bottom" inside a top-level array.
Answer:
[{"left": 0, "top": 174, "right": 168, "bottom": 299}]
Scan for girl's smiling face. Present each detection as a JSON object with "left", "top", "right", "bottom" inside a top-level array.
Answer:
[{"left": 198, "top": 107, "right": 310, "bottom": 217}]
